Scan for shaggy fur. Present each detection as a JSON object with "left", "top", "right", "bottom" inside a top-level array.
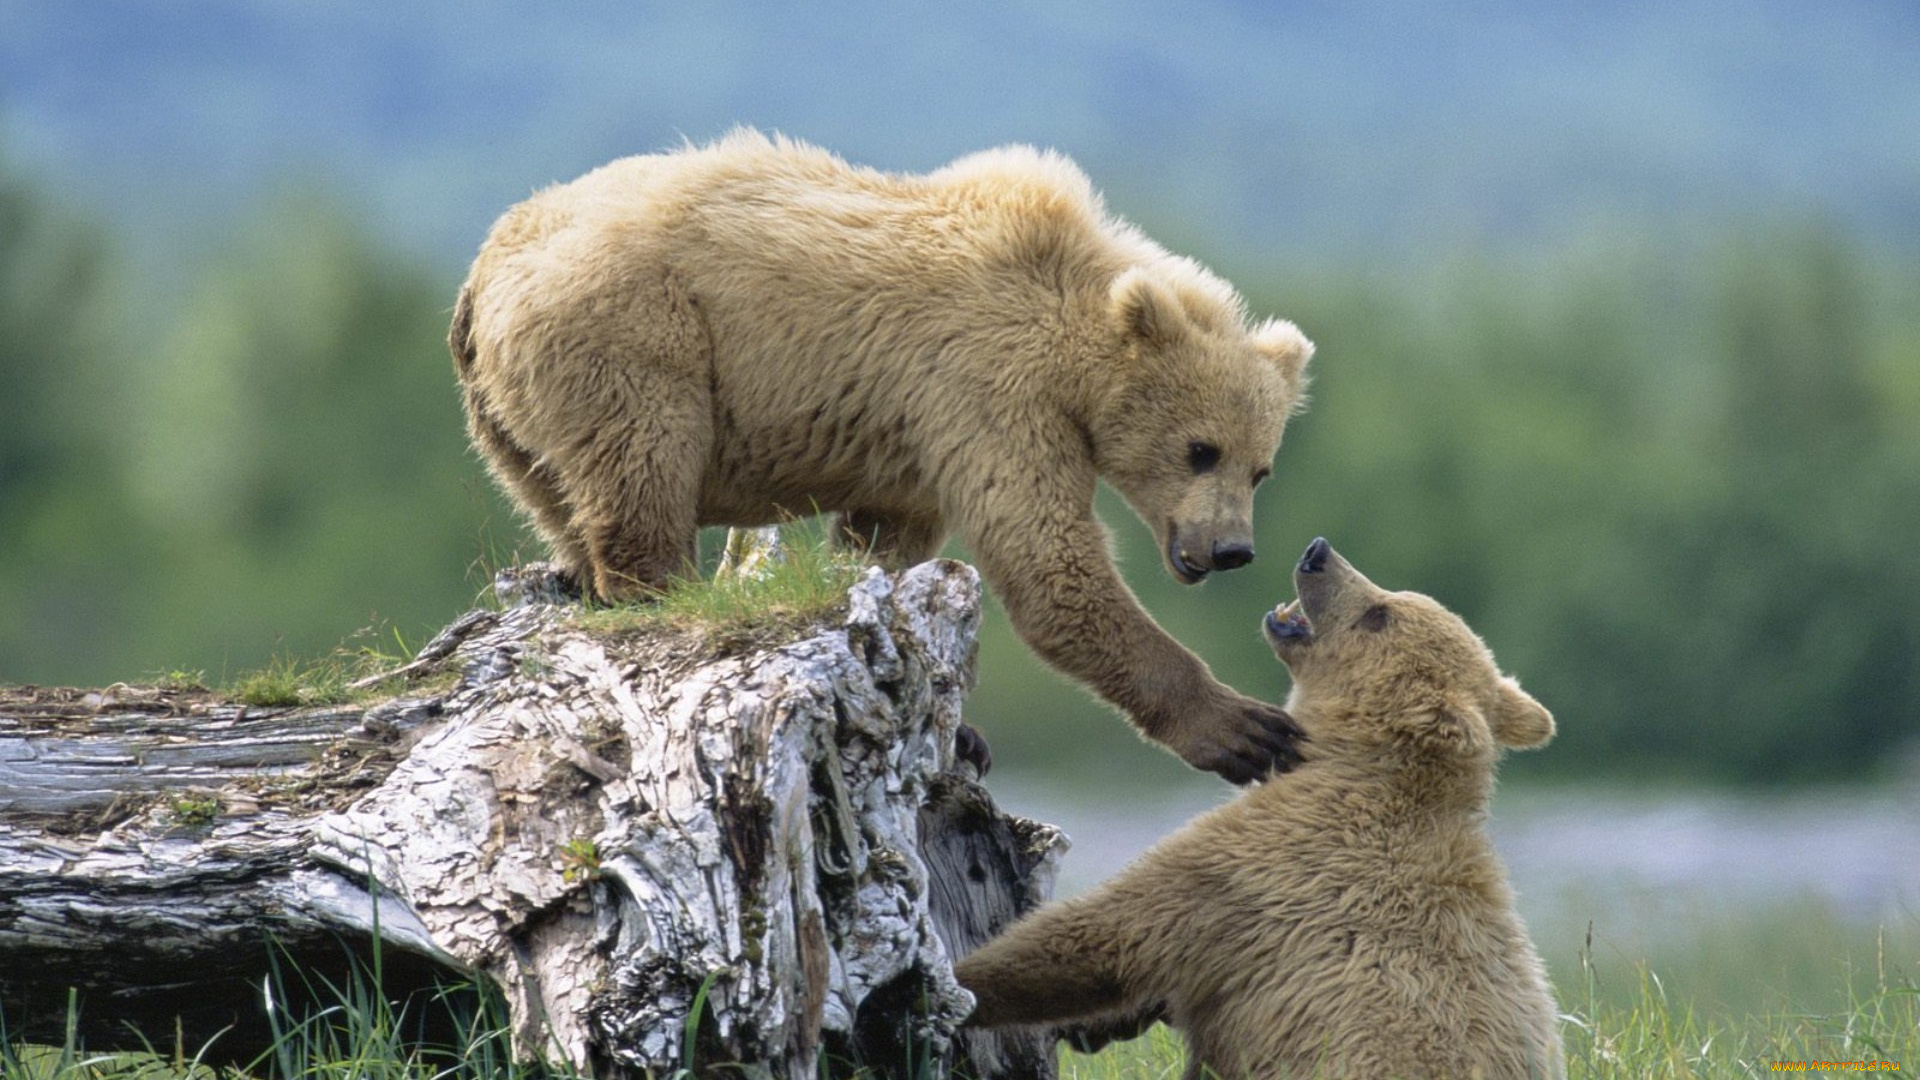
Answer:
[
  {"left": 452, "top": 131, "right": 1314, "bottom": 782},
  {"left": 957, "top": 539, "right": 1564, "bottom": 1080}
]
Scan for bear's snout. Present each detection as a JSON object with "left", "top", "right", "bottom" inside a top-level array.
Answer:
[
  {"left": 1166, "top": 531, "right": 1211, "bottom": 584},
  {"left": 1291, "top": 537, "right": 1353, "bottom": 625},
  {"left": 1298, "top": 537, "right": 1331, "bottom": 574},
  {"left": 1166, "top": 531, "right": 1257, "bottom": 582},
  {"left": 1211, "top": 541, "right": 1255, "bottom": 571}
]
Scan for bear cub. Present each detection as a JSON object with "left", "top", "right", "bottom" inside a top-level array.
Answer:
[
  {"left": 957, "top": 538, "right": 1563, "bottom": 1080},
  {"left": 452, "top": 132, "right": 1314, "bottom": 783}
]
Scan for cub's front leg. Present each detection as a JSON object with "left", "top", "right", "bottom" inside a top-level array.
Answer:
[{"left": 953, "top": 898, "right": 1134, "bottom": 1028}]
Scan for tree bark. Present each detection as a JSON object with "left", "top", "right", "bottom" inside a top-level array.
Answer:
[{"left": 0, "top": 561, "right": 1068, "bottom": 1079}]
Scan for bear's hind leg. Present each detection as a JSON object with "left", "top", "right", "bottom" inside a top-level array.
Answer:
[
  {"left": 464, "top": 385, "right": 591, "bottom": 579},
  {"left": 533, "top": 269, "right": 717, "bottom": 602},
  {"left": 564, "top": 377, "right": 712, "bottom": 601}
]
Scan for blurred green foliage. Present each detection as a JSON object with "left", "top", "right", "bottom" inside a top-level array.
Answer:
[
  {"left": 1, "top": 150, "right": 1914, "bottom": 785},
  {"left": 0, "top": 155, "right": 523, "bottom": 691}
]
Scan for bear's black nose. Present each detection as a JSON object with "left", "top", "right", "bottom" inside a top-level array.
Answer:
[
  {"left": 1211, "top": 541, "right": 1255, "bottom": 571},
  {"left": 1299, "top": 537, "right": 1331, "bottom": 574}
]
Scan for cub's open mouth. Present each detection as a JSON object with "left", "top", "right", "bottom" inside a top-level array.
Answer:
[{"left": 1264, "top": 597, "right": 1311, "bottom": 641}]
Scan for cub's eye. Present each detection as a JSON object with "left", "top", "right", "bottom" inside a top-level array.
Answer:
[
  {"left": 1188, "top": 441, "right": 1221, "bottom": 473},
  {"left": 1357, "top": 605, "right": 1391, "bottom": 632}
]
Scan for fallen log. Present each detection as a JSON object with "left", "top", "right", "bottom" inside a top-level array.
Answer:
[{"left": 0, "top": 560, "right": 1069, "bottom": 1079}]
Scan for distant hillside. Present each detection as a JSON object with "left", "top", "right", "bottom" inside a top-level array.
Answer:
[{"left": 4, "top": 0, "right": 1917, "bottom": 270}]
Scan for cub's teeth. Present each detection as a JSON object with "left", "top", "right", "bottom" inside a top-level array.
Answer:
[{"left": 1274, "top": 599, "right": 1301, "bottom": 620}]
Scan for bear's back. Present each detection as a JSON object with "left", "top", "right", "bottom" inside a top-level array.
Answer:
[{"left": 469, "top": 130, "right": 1262, "bottom": 359}]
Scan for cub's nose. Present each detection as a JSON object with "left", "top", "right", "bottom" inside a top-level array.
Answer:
[
  {"left": 1211, "top": 541, "right": 1255, "bottom": 571},
  {"left": 1299, "top": 537, "right": 1331, "bottom": 573}
]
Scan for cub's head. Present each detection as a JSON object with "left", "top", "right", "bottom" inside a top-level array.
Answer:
[
  {"left": 1092, "top": 261, "right": 1312, "bottom": 585},
  {"left": 1261, "top": 538, "right": 1553, "bottom": 763}
]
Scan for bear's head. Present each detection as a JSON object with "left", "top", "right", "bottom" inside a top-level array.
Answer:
[
  {"left": 1092, "top": 262, "right": 1312, "bottom": 585},
  {"left": 1261, "top": 538, "right": 1553, "bottom": 763}
]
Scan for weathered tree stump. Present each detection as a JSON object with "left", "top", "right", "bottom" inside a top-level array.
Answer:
[{"left": 0, "top": 560, "right": 1069, "bottom": 1078}]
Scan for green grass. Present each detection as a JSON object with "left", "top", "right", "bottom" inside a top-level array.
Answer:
[
  {"left": 212, "top": 522, "right": 873, "bottom": 707},
  {"left": 1551, "top": 914, "right": 1919, "bottom": 1078},
  {"left": 570, "top": 521, "right": 871, "bottom": 641},
  {"left": 1058, "top": 976, "right": 1918, "bottom": 1079},
  {"left": 153, "top": 669, "right": 208, "bottom": 693},
  {"left": 10, "top": 928, "right": 1913, "bottom": 1079},
  {"left": 1562, "top": 969, "right": 1916, "bottom": 1078},
  {"left": 1545, "top": 895, "right": 1920, "bottom": 1023},
  {"left": 1054, "top": 917, "right": 1920, "bottom": 1080},
  {"left": 221, "top": 624, "right": 441, "bottom": 708},
  {"left": 1, "top": 954, "right": 585, "bottom": 1080},
  {"left": 225, "top": 652, "right": 345, "bottom": 707}
]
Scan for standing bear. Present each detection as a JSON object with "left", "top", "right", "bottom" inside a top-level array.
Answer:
[
  {"left": 957, "top": 538, "right": 1564, "bottom": 1080},
  {"left": 451, "top": 130, "right": 1315, "bottom": 782}
]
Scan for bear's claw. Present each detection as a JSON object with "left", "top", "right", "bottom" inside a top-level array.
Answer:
[
  {"left": 1059, "top": 1001, "right": 1167, "bottom": 1053},
  {"left": 955, "top": 722, "right": 993, "bottom": 778},
  {"left": 1205, "top": 702, "right": 1305, "bottom": 785}
]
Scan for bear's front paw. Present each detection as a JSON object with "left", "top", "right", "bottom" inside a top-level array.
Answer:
[
  {"left": 1179, "top": 697, "right": 1305, "bottom": 785},
  {"left": 1059, "top": 1001, "right": 1166, "bottom": 1053}
]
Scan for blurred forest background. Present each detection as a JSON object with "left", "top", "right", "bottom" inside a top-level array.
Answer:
[{"left": 2, "top": 1, "right": 1918, "bottom": 796}]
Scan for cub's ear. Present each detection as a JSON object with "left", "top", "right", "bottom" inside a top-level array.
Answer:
[
  {"left": 1388, "top": 701, "right": 1490, "bottom": 758},
  {"left": 1489, "top": 676, "right": 1554, "bottom": 749},
  {"left": 1110, "top": 267, "right": 1188, "bottom": 348},
  {"left": 1252, "top": 318, "right": 1313, "bottom": 399}
]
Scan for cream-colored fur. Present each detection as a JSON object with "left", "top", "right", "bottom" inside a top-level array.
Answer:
[
  {"left": 957, "top": 540, "right": 1564, "bottom": 1080},
  {"left": 452, "top": 131, "right": 1314, "bottom": 782}
]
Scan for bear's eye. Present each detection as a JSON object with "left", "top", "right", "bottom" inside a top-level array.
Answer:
[
  {"left": 1187, "top": 441, "right": 1221, "bottom": 473},
  {"left": 1357, "top": 605, "right": 1391, "bottom": 632}
]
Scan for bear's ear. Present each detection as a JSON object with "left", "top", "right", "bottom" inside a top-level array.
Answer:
[
  {"left": 1489, "top": 676, "right": 1554, "bottom": 749},
  {"left": 1252, "top": 318, "right": 1314, "bottom": 394},
  {"left": 1110, "top": 267, "right": 1189, "bottom": 348},
  {"left": 1387, "top": 700, "right": 1490, "bottom": 758}
]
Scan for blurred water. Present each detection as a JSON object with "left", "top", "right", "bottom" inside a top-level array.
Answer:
[
  {"left": 1488, "top": 787, "right": 1920, "bottom": 929},
  {"left": 985, "top": 774, "right": 1920, "bottom": 947}
]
